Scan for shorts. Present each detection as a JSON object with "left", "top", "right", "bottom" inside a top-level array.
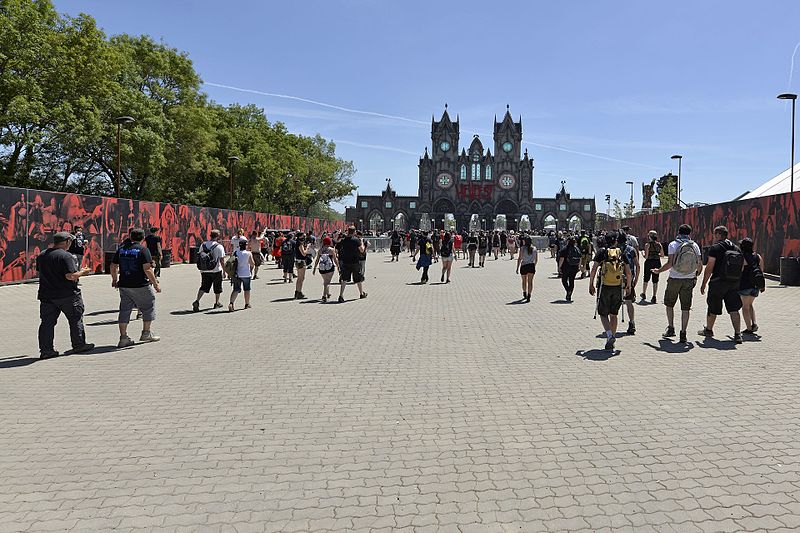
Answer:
[
  {"left": 200, "top": 271, "right": 223, "bottom": 294},
  {"left": 232, "top": 276, "right": 251, "bottom": 293},
  {"left": 664, "top": 277, "right": 696, "bottom": 311},
  {"left": 597, "top": 284, "right": 624, "bottom": 316},
  {"left": 707, "top": 279, "right": 743, "bottom": 316},
  {"left": 738, "top": 287, "right": 759, "bottom": 297},
  {"left": 339, "top": 262, "right": 364, "bottom": 283},
  {"left": 520, "top": 263, "right": 536, "bottom": 276},
  {"left": 253, "top": 252, "right": 263, "bottom": 266},
  {"left": 119, "top": 286, "right": 156, "bottom": 324},
  {"left": 643, "top": 258, "right": 661, "bottom": 283},
  {"left": 294, "top": 259, "right": 307, "bottom": 270},
  {"left": 441, "top": 256, "right": 453, "bottom": 264},
  {"left": 282, "top": 256, "right": 294, "bottom": 273},
  {"left": 319, "top": 267, "right": 335, "bottom": 275}
]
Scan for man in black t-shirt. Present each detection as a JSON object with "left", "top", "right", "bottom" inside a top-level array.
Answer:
[
  {"left": 699, "top": 225, "right": 743, "bottom": 343},
  {"left": 112, "top": 228, "right": 162, "bottom": 348},
  {"left": 144, "top": 227, "right": 163, "bottom": 277},
  {"left": 68, "top": 226, "right": 86, "bottom": 268},
  {"left": 337, "top": 226, "right": 367, "bottom": 302},
  {"left": 36, "top": 232, "right": 94, "bottom": 358}
]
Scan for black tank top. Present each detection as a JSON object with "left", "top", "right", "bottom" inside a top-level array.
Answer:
[{"left": 647, "top": 241, "right": 661, "bottom": 259}]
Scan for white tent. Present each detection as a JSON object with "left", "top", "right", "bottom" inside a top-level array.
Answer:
[{"left": 739, "top": 162, "right": 800, "bottom": 200}]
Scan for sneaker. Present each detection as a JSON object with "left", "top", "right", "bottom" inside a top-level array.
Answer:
[
  {"left": 244, "top": 304, "right": 251, "bottom": 309},
  {"left": 698, "top": 327, "right": 714, "bottom": 337},
  {"left": 751, "top": 323, "right": 759, "bottom": 333},
  {"left": 40, "top": 350, "right": 60, "bottom": 360},
  {"left": 640, "top": 292, "right": 646, "bottom": 300},
  {"left": 228, "top": 303, "right": 234, "bottom": 312},
  {"left": 566, "top": 292, "right": 572, "bottom": 302},
  {"left": 321, "top": 295, "right": 327, "bottom": 303},
  {"left": 733, "top": 333, "right": 743, "bottom": 344},
  {"left": 604, "top": 336, "right": 616, "bottom": 351},
  {"left": 441, "top": 273, "right": 445, "bottom": 283},
  {"left": 192, "top": 300, "right": 200, "bottom": 312},
  {"left": 117, "top": 336, "right": 135, "bottom": 348},
  {"left": 359, "top": 292, "right": 368, "bottom": 299},
  {"left": 651, "top": 296, "right": 657, "bottom": 304},
  {"left": 338, "top": 296, "right": 345, "bottom": 303},
  {"left": 526, "top": 294, "right": 531, "bottom": 303},
  {"left": 679, "top": 330, "right": 688, "bottom": 343},
  {"left": 742, "top": 329, "right": 754, "bottom": 335},
  {"left": 626, "top": 322, "right": 636, "bottom": 335},
  {"left": 139, "top": 331, "right": 160, "bottom": 343},
  {"left": 71, "top": 343, "right": 95, "bottom": 354},
  {"left": 663, "top": 326, "right": 676, "bottom": 338},
  {"left": 213, "top": 303, "right": 223, "bottom": 309}
]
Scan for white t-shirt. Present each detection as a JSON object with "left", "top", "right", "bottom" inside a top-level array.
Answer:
[
  {"left": 231, "top": 235, "right": 246, "bottom": 253},
  {"left": 234, "top": 249, "right": 252, "bottom": 278},
  {"left": 667, "top": 237, "right": 702, "bottom": 279},
  {"left": 201, "top": 240, "right": 225, "bottom": 273},
  {"left": 519, "top": 246, "right": 538, "bottom": 265}
]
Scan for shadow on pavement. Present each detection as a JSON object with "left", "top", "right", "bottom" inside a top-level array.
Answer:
[
  {"left": 0, "top": 357, "right": 37, "bottom": 369},
  {"left": 270, "top": 297, "right": 297, "bottom": 303},
  {"left": 87, "top": 319, "right": 119, "bottom": 326},
  {"left": 170, "top": 309, "right": 199, "bottom": 316},
  {"left": 643, "top": 340, "right": 695, "bottom": 353},
  {"left": 506, "top": 299, "right": 528, "bottom": 305},
  {"left": 0, "top": 345, "right": 124, "bottom": 368},
  {"left": 576, "top": 349, "right": 619, "bottom": 361},
  {"left": 85, "top": 309, "right": 117, "bottom": 316},
  {"left": 696, "top": 337, "right": 737, "bottom": 350},
  {"left": 299, "top": 299, "right": 322, "bottom": 304},
  {"left": 550, "top": 300, "right": 572, "bottom": 304}
]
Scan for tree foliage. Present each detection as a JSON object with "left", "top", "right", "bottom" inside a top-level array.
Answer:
[
  {"left": 656, "top": 178, "right": 678, "bottom": 212},
  {"left": 0, "top": 0, "right": 355, "bottom": 214}
]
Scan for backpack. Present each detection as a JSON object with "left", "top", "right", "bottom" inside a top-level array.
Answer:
[
  {"left": 673, "top": 240, "right": 699, "bottom": 275},
  {"left": 747, "top": 254, "right": 766, "bottom": 290},
  {"left": 600, "top": 247, "right": 624, "bottom": 286},
  {"left": 579, "top": 236, "right": 590, "bottom": 254},
  {"left": 623, "top": 245, "right": 637, "bottom": 277},
  {"left": 721, "top": 240, "right": 744, "bottom": 282},
  {"left": 319, "top": 251, "right": 333, "bottom": 271},
  {"left": 196, "top": 242, "right": 218, "bottom": 271},
  {"left": 281, "top": 238, "right": 293, "bottom": 255},
  {"left": 567, "top": 245, "right": 581, "bottom": 267},
  {"left": 224, "top": 253, "right": 238, "bottom": 278}
]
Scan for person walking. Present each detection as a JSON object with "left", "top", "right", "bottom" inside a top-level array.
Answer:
[
  {"left": 112, "top": 228, "right": 161, "bottom": 348},
  {"left": 390, "top": 230, "right": 402, "bottom": 262},
  {"left": 416, "top": 230, "right": 433, "bottom": 283},
  {"left": 272, "top": 232, "right": 284, "bottom": 267},
  {"left": 439, "top": 231, "right": 456, "bottom": 283},
  {"left": 618, "top": 232, "right": 641, "bottom": 335},
  {"left": 492, "top": 230, "right": 501, "bottom": 260},
  {"left": 357, "top": 230, "right": 369, "bottom": 278},
  {"left": 477, "top": 231, "right": 488, "bottom": 267},
  {"left": 699, "top": 226, "right": 744, "bottom": 344},
  {"left": 431, "top": 229, "right": 441, "bottom": 263},
  {"left": 145, "top": 227, "right": 163, "bottom": 278},
  {"left": 466, "top": 231, "right": 478, "bottom": 267},
  {"left": 293, "top": 232, "right": 309, "bottom": 299},
  {"left": 313, "top": 236, "right": 339, "bottom": 302},
  {"left": 229, "top": 238, "right": 255, "bottom": 311},
  {"left": 281, "top": 232, "right": 295, "bottom": 283},
  {"left": 68, "top": 225, "right": 86, "bottom": 268},
  {"left": 409, "top": 230, "right": 418, "bottom": 261},
  {"left": 230, "top": 228, "right": 246, "bottom": 255},
  {"left": 738, "top": 237, "right": 765, "bottom": 336},
  {"left": 192, "top": 229, "right": 226, "bottom": 312},
  {"left": 453, "top": 231, "right": 463, "bottom": 260},
  {"left": 248, "top": 230, "right": 264, "bottom": 280},
  {"left": 36, "top": 232, "right": 94, "bottom": 359},
  {"left": 337, "top": 226, "right": 367, "bottom": 302},
  {"left": 507, "top": 231, "right": 517, "bottom": 260},
  {"left": 578, "top": 230, "right": 592, "bottom": 279},
  {"left": 640, "top": 230, "right": 664, "bottom": 303},
  {"left": 557, "top": 236, "right": 581, "bottom": 302},
  {"left": 651, "top": 224, "right": 702, "bottom": 344},
  {"left": 515, "top": 236, "right": 538, "bottom": 302},
  {"left": 589, "top": 232, "right": 632, "bottom": 351},
  {"left": 500, "top": 230, "right": 508, "bottom": 257}
]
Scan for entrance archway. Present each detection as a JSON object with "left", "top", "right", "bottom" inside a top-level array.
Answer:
[
  {"left": 369, "top": 212, "right": 383, "bottom": 234},
  {"left": 519, "top": 215, "right": 531, "bottom": 231},
  {"left": 419, "top": 213, "right": 431, "bottom": 231},
  {"left": 543, "top": 214, "right": 557, "bottom": 231},
  {"left": 469, "top": 214, "right": 480, "bottom": 232},
  {"left": 568, "top": 214, "right": 581, "bottom": 232},
  {"left": 443, "top": 213, "right": 456, "bottom": 231},
  {"left": 393, "top": 212, "right": 407, "bottom": 231},
  {"left": 494, "top": 214, "right": 507, "bottom": 231}
]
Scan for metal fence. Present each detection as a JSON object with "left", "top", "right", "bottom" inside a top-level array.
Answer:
[{"left": 361, "top": 237, "right": 390, "bottom": 252}]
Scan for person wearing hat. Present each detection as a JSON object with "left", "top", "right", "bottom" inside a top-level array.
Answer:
[{"left": 36, "top": 232, "right": 94, "bottom": 359}]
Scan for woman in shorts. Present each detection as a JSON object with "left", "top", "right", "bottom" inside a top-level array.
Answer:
[
  {"left": 477, "top": 231, "right": 488, "bottom": 267},
  {"left": 313, "top": 236, "right": 339, "bottom": 302},
  {"left": 640, "top": 230, "right": 663, "bottom": 303},
  {"left": 293, "top": 233, "right": 309, "bottom": 299},
  {"left": 515, "top": 236, "right": 538, "bottom": 303},
  {"left": 229, "top": 239, "right": 255, "bottom": 311},
  {"left": 739, "top": 237, "right": 765, "bottom": 335},
  {"left": 439, "top": 231, "right": 456, "bottom": 283}
]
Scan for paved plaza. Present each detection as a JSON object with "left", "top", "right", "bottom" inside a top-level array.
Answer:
[{"left": 1, "top": 251, "right": 800, "bottom": 532}]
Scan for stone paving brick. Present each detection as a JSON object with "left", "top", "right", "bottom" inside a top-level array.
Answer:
[{"left": 1, "top": 257, "right": 799, "bottom": 531}]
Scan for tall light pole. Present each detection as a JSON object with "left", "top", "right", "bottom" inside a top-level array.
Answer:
[
  {"left": 778, "top": 93, "right": 797, "bottom": 193},
  {"left": 227, "top": 156, "right": 240, "bottom": 209},
  {"left": 671, "top": 154, "right": 683, "bottom": 208},
  {"left": 625, "top": 181, "right": 634, "bottom": 214},
  {"left": 114, "top": 116, "right": 135, "bottom": 197}
]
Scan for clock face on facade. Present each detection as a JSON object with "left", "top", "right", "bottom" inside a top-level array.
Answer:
[
  {"left": 437, "top": 173, "right": 453, "bottom": 189},
  {"left": 499, "top": 174, "right": 515, "bottom": 189},
  {"left": 502, "top": 141, "right": 513, "bottom": 153},
  {"left": 440, "top": 141, "right": 450, "bottom": 152}
]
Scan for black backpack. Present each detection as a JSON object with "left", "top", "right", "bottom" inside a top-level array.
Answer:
[
  {"left": 567, "top": 245, "right": 582, "bottom": 267},
  {"left": 745, "top": 253, "right": 766, "bottom": 290},
  {"left": 722, "top": 240, "right": 744, "bottom": 282},
  {"left": 196, "top": 243, "right": 218, "bottom": 271},
  {"left": 281, "top": 238, "right": 293, "bottom": 255}
]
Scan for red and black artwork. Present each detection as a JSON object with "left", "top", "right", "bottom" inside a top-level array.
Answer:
[
  {"left": 0, "top": 186, "right": 348, "bottom": 284},
  {"left": 603, "top": 191, "right": 800, "bottom": 274}
]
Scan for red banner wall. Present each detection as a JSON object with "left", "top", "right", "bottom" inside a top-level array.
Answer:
[
  {"left": 601, "top": 191, "right": 800, "bottom": 274},
  {"left": 0, "top": 186, "right": 347, "bottom": 284}
]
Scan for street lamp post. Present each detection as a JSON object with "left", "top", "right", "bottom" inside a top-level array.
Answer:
[
  {"left": 114, "top": 116, "right": 135, "bottom": 197},
  {"left": 625, "top": 181, "right": 634, "bottom": 214},
  {"left": 778, "top": 93, "right": 797, "bottom": 193},
  {"left": 228, "top": 156, "right": 240, "bottom": 209},
  {"left": 671, "top": 154, "right": 683, "bottom": 208}
]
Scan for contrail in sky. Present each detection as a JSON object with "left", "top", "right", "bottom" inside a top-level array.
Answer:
[
  {"left": 789, "top": 42, "right": 800, "bottom": 89},
  {"left": 205, "top": 81, "right": 661, "bottom": 169}
]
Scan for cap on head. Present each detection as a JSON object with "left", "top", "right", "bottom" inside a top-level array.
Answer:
[
  {"left": 53, "top": 231, "right": 74, "bottom": 244},
  {"left": 150, "top": 226, "right": 159, "bottom": 233},
  {"left": 130, "top": 228, "right": 146, "bottom": 242}
]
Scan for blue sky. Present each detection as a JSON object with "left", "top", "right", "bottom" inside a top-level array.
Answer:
[{"left": 56, "top": 0, "right": 800, "bottom": 209}]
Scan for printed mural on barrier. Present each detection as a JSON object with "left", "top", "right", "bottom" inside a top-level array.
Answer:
[
  {"left": 602, "top": 191, "right": 800, "bottom": 274},
  {"left": 0, "top": 186, "right": 347, "bottom": 284}
]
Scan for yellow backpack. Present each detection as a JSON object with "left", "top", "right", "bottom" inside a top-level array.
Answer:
[{"left": 600, "top": 247, "right": 624, "bottom": 286}]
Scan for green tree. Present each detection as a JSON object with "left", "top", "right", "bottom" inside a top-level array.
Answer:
[{"left": 656, "top": 178, "right": 678, "bottom": 212}]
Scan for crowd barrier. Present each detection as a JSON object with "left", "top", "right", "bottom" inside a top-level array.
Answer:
[
  {"left": 600, "top": 190, "right": 800, "bottom": 275},
  {"left": 0, "top": 186, "right": 347, "bottom": 284}
]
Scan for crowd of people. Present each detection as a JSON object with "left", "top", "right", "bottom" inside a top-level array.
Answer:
[{"left": 34, "top": 219, "right": 767, "bottom": 358}]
